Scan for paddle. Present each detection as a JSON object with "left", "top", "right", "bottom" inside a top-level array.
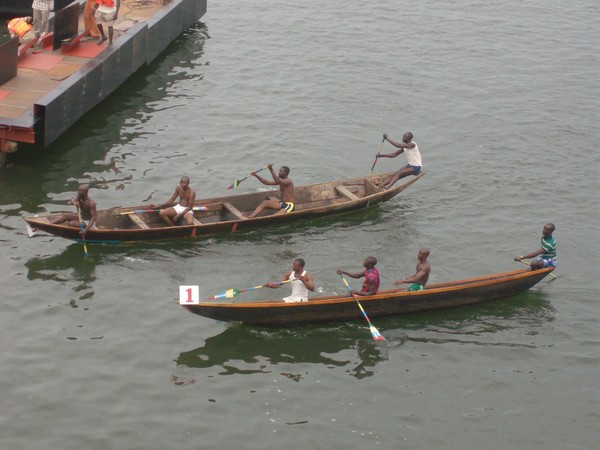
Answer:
[
  {"left": 369, "top": 138, "right": 385, "bottom": 176},
  {"left": 207, "top": 279, "right": 293, "bottom": 300},
  {"left": 515, "top": 259, "right": 557, "bottom": 278},
  {"left": 76, "top": 206, "right": 89, "bottom": 256},
  {"left": 227, "top": 165, "right": 270, "bottom": 190},
  {"left": 339, "top": 274, "right": 385, "bottom": 341},
  {"left": 113, "top": 206, "right": 207, "bottom": 215}
]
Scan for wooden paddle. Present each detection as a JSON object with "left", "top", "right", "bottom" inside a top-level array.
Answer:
[
  {"left": 369, "top": 138, "right": 385, "bottom": 175},
  {"left": 112, "top": 206, "right": 207, "bottom": 215},
  {"left": 339, "top": 274, "right": 385, "bottom": 341},
  {"left": 227, "top": 165, "right": 270, "bottom": 190},
  {"left": 76, "top": 206, "right": 89, "bottom": 256},
  {"left": 516, "top": 259, "right": 557, "bottom": 278},
  {"left": 207, "top": 279, "right": 293, "bottom": 300}
]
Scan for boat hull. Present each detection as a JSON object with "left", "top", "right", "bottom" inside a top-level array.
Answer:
[
  {"left": 181, "top": 268, "right": 555, "bottom": 326},
  {"left": 23, "top": 172, "right": 424, "bottom": 243}
]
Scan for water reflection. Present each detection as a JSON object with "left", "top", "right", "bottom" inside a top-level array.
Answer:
[
  {"left": 380, "top": 289, "right": 556, "bottom": 347},
  {"left": 176, "top": 324, "right": 389, "bottom": 379}
]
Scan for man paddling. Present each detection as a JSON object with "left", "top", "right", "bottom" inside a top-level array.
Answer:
[
  {"left": 394, "top": 248, "right": 431, "bottom": 291},
  {"left": 514, "top": 223, "right": 557, "bottom": 270},
  {"left": 265, "top": 258, "right": 315, "bottom": 302},
  {"left": 336, "top": 256, "right": 380, "bottom": 296},
  {"left": 376, "top": 132, "right": 422, "bottom": 190},
  {"left": 50, "top": 185, "right": 97, "bottom": 236},
  {"left": 247, "top": 164, "right": 295, "bottom": 218},
  {"left": 154, "top": 176, "right": 196, "bottom": 226}
]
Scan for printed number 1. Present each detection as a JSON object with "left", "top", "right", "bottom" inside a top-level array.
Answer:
[{"left": 179, "top": 285, "right": 199, "bottom": 305}]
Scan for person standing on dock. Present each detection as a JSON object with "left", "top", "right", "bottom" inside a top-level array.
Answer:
[
  {"left": 247, "top": 164, "right": 295, "bottom": 218},
  {"left": 7, "top": 16, "right": 36, "bottom": 45},
  {"left": 94, "top": 0, "right": 120, "bottom": 46},
  {"left": 394, "top": 248, "right": 431, "bottom": 291},
  {"left": 154, "top": 176, "right": 196, "bottom": 226},
  {"left": 336, "top": 256, "right": 380, "bottom": 296},
  {"left": 376, "top": 132, "right": 422, "bottom": 190},
  {"left": 32, "top": 0, "right": 53, "bottom": 49},
  {"left": 84, "top": 0, "right": 100, "bottom": 40},
  {"left": 514, "top": 223, "right": 557, "bottom": 270},
  {"left": 265, "top": 258, "right": 315, "bottom": 303},
  {"left": 50, "top": 184, "right": 97, "bottom": 236}
]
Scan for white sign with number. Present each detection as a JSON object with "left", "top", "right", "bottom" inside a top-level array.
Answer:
[{"left": 179, "top": 285, "right": 200, "bottom": 305}]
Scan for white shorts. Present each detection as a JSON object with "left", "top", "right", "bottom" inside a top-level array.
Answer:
[
  {"left": 174, "top": 204, "right": 192, "bottom": 215},
  {"left": 283, "top": 296, "right": 308, "bottom": 303}
]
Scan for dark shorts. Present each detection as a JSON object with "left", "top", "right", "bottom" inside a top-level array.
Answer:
[
  {"left": 406, "top": 164, "right": 421, "bottom": 175},
  {"left": 280, "top": 202, "right": 295, "bottom": 213}
]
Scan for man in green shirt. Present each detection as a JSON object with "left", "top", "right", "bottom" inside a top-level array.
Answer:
[{"left": 514, "top": 223, "right": 557, "bottom": 270}]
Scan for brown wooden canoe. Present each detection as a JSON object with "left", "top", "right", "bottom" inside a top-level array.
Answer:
[
  {"left": 180, "top": 268, "right": 555, "bottom": 326},
  {"left": 23, "top": 171, "right": 424, "bottom": 243}
]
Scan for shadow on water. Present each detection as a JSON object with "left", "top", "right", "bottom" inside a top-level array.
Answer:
[
  {"left": 379, "top": 289, "right": 556, "bottom": 347},
  {"left": 0, "top": 22, "right": 210, "bottom": 211},
  {"left": 176, "top": 324, "right": 389, "bottom": 380}
]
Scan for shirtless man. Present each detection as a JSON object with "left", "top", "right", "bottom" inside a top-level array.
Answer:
[
  {"left": 394, "top": 248, "right": 431, "bottom": 291},
  {"left": 50, "top": 184, "right": 97, "bottom": 236},
  {"left": 377, "top": 132, "right": 422, "bottom": 190},
  {"left": 265, "top": 258, "right": 315, "bottom": 303},
  {"left": 154, "top": 176, "right": 196, "bottom": 226},
  {"left": 247, "top": 164, "right": 295, "bottom": 218}
]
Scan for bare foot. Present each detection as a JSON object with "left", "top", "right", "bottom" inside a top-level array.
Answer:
[{"left": 97, "top": 36, "right": 107, "bottom": 45}]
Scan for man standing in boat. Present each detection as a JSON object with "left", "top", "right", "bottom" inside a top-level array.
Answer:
[
  {"left": 376, "top": 132, "right": 422, "bottom": 190},
  {"left": 154, "top": 176, "right": 196, "bottom": 226},
  {"left": 50, "top": 184, "right": 97, "bottom": 236},
  {"left": 247, "top": 164, "right": 295, "bottom": 218},
  {"left": 336, "top": 256, "right": 380, "bottom": 296},
  {"left": 514, "top": 223, "right": 557, "bottom": 270},
  {"left": 394, "top": 248, "right": 431, "bottom": 291},
  {"left": 265, "top": 258, "right": 315, "bottom": 302}
]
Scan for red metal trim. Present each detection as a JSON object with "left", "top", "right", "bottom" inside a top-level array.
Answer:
[{"left": 0, "top": 126, "right": 36, "bottom": 144}]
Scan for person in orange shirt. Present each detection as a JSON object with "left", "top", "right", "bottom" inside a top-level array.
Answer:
[
  {"left": 7, "top": 16, "right": 36, "bottom": 45},
  {"left": 94, "top": 0, "right": 120, "bottom": 45}
]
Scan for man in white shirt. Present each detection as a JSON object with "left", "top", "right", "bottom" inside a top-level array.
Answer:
[{"left": 376, "top": 132, "right": 423, "bottom": 190}]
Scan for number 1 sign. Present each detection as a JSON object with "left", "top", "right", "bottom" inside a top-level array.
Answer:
[{"left": 179, "top": 285, "right": 200, "bottom": 305}]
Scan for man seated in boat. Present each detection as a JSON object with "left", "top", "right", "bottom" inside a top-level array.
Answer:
[
  {"left": 7, "top": 16, "right": 36, "bottom": 45},
  {"left": 336, "top": 256, "right": 380, "bottom": 296},
  {"left": 247, "top": 164, "right": 295, "bottom": 218},
  {"left": 264, "top": 258, "right": 315, "bottom": 302},
  {"left": 376, "top": 132, "right": 422, "bottom": 190},
  {"left": 514, "top": 223, "right": 557, "bottom": 270},
  {"left": 50, "top": 185, "right": 97, "bottom": 236},
  {"left": 153, "top": 176, "right": 196, "bottom": 226},
  {"left": 394, "top": 248, "right": 431, "bottom": 291}
]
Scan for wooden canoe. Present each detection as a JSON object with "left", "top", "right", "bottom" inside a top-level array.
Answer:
[
  {"left": 181, "top": 268, "right": 555, "bottom": 326},
  {"left": 23, "top": 171, "right": 424, "bottom": 243}
]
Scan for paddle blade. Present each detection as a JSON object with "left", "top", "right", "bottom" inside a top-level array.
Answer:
[
  {"left": 369, "top": 325, "right": 385, "bottom": 341},
  {"left": 227, "top": 180, "right": 240, "bottom": 190}
]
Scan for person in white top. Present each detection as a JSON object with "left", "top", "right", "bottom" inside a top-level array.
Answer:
[
  {"left": 265, "top": 258, "right": 315, "bottom": 303},
  {"left": 376, "top": 132, "right": 423, "bottom": 190}
]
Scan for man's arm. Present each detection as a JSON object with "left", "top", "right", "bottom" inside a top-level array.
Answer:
[
  {"left": 298, "top": 272, "right": 315, "bottom": 292},
  {"left": 253, "top": 167, "right": 278, "bottom": 186},
  {"left": 336, "top": 269, "right": 366, "bottom": 279},
  {"left": 514, "top": 248, "right": 544, "bottom": 261},
  {"left": 265, "top": 271, "right": 292, "bottom": 288},
  {"left": 82, "top": 200, "right": 97, "bottom": 235},
  {"left": 394, "top": 265, "right": 430, "bottom": 286},
  {"left": 353, "top": 277, "right": 376, "bottom": 296}
]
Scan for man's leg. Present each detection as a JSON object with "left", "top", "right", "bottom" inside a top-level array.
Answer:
[
  {"left": 248, "top": 199, "right": 279, "bottom": 218},
  {"left": 158, "top": 208, "right": 176, "bottom": 226},
  {"left": 97, "top": 24, "right": 107, "bottom": 44}
]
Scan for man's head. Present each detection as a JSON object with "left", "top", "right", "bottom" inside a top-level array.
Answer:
[
  {"left": 292, "top": 258, "right": 305, "bottom": 271},
  {"left": 24, "top": 16, "right": 33, "bottom": 24},
  {"left": 402, "top": 132, "right": 413, "bottom": 143},
  {"left": 363, "top": 256, "right": 377, "bottom": 269},
  {"left": 180, "top": 176, "right": 190, "bottom": 189},
  {"left": 417, "top": 248, "right": 430, "bottom": 261},
  {"left": 543, "top": 223, "right": 555, "bottom": 237},
  {"left": 77, "top": 184, "right": 89, "bottom": 200},
  {"left": 279, "top": 166, "right": 290, "bottom": 178}
]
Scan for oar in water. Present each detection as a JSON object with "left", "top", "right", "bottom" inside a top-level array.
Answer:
[
  {"left": 113, "top": 206, "right": 207, "bottom": 215},
  {"left": 339, "top": 274, "right": 385, "bottom": 341},
  {"left": 76, "top": 206, "right": 89, "bottom": 257},
  {"left": 207, "top": 279, "right": 292, "bottom": 300},
  {"left": 369, "top": 138, "right": 385, "bottom": 176},
  {"left": 227, "top": 165, "right": 270, "bottom": 190},
  {"left": 515, "top": 259, "right": 557, "bottom": 278}
]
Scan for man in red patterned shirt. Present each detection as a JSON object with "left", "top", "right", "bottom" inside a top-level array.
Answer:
[{"left": 336, "top": 256, "right": 380, "bottom": 296}]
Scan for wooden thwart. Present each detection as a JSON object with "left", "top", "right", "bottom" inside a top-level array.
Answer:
[
  {"left": 128, "top": 213, "right": 149, "bottom": 229},
  {"left": 222, "top": 202, "right": 246, "bottom": 220},
  {"left": 335, "top": 185, "right": 359, "bottom": 201}
]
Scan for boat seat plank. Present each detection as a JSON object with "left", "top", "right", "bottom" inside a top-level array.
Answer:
[
  {"left": 365, "top": 178, "right": 383, "bottom": 194},
  {"left": 222, "top": 202, "right": 246, "bottom": 220},
  {"left": 335, "top": 185, "right": 360, "bottom": 201},
  {"left": 128, "top": 213, "right": 150, "bottom": 229}
]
